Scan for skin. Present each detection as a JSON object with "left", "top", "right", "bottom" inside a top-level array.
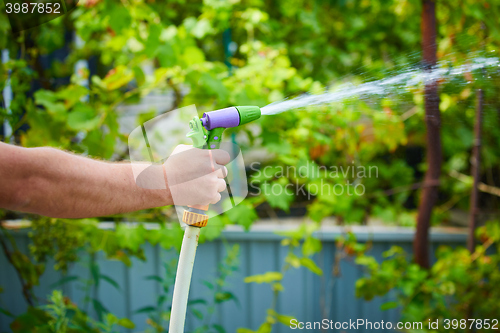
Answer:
[{"left": 0, "top": 142, "right": 229, "bottom": 218}]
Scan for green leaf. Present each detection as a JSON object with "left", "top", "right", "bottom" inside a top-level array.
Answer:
[
  {"left": 244, "top": 272, "right": 283, "bottom": 284},
  {"left": 262, "top": 182, "right": 294, "bottom": 211},
  {"left": 380, "top": 301, "right": 398, "bottom": 311},
  {"left": 212, "top": 324, "right": 226, "bottom": 333},
  {"left": 157, "top": 295, "right": 166, "bottom": 307},
  {"left": 302, "top": 237, "right": 322, "bottom": 256},
  {"left": 145, "top": 229, "right": 161, "bottom": 246},
  {"left": 200, "top": 73, "right": 228, "bottom": 103},
  {"left": 355, "top": 255, "right": 379, "bottom": 270},
  {"left": 106, "top": 313, "right": 118, "bottom": 326},
  {"left": 299, "top": 257, "right": 323, "bottom": 276},
  {"left": 102, "top": 65, "right": 134, "bottom": 90},
  {"left": 181, "top": 46, "right": 205, "bottom": 66},
  {"left": 157, "top": 224, "right": 184, "bottom": 252},
  {"left": 118, "top": 318, "right": 135, "bottom": 329},
  {"left": 50, "top": 275, "right": 79, "bottom": 288},
  {"left": 107, "top": 4, "right": 132, "bottom": 33},
  {"left": 145, "top": 275, "right": 163, "bottom": 283},
  {"left": 33, "top": 90, "right": 57, "bottom": 106},
  {"left": 34, "top": 90, "right": 66, "bottom": 119},
  {"left": 162, "top": 311, "right": 171, "bottom": 322},
  {"left": 256, "top": 322, "right": 272, "bottom": 333},
  {"left": 188, "top": 299, "right": 208, "bottom": 306},
  {"left": 0, "top": 307, "right": 14, "bottom": 317},
  {"left": 383, "top": 246, "right": 405, "bottom": 258},
  {"left": 116, "top": 224, "right": 146, "bottom": 252},
  {"left": 193, "top": 325, "right": 210, "bottom": 333},
  {"left": 285, "top": 253, "right": 301, "bottom": 268},
  {"left": 276, "top": 223, "right": 310, "bottom": 240},
  {"left": 215, "top": 291, "right": 237, "bottom": 304},
  {"left": 200, "top": 215, "right": 224, "bottom": 241},
  {"left": 203, "top": 281, "right": 214, "bottom": 290},
  {"left": 296, "top": 159, "right": 320, "bottom": 181},
  {"left": 67, "top": 103, "right": 100, "bottom": 131},
  {"left": 190, "top": 18, "right": 213, "bottom": 39},
  {"left": 268, "top": 309, "right": 296, "bottom": 326},
  {"left": 135, "top": 306, "right": 156, "bottom": 314},
  {"left": 100, "top": 274, "right": 120, "bottom": 291},
  {"left": 157, "top": 44, "right": 177, "bottom": 68},
  {"left": 272, "top": 282, "right": 284, "bottom": 292},
  {"left": 190, "top": 308, "right": 204, "bottom": 320},
  {"left": 56, "top": 85, "right": 89, "bottom": 108},
  {"left": 224, "top": 204, "right": 258, "bottom": 230}
]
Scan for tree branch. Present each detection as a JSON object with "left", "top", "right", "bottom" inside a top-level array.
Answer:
[{"left": 414, "top": 0, "right": 442, "bottom": 269}]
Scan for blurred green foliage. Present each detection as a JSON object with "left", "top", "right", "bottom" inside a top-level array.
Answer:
[
  {"left": 10, "top": 290, "right": 135, "bottom": 333},
  {"left": 353, "top": 221, "right": 500, "bottom": 332},
  {"left": 0, "top": 0, "right": 500, "bottom": 331}
]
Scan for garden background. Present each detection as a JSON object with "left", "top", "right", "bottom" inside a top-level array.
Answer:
[{"left": 1, "top": 0, "right": 500, "bottom": 332}]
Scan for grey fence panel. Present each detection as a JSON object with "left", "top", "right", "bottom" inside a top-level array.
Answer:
[
  {"left": 188, "top": 239, "right": 218, "bottom": 331},
  {"left": 249, "top": 240, "right": 276, "bottom": 329},
  {"left": 98, "top": 251, "right": 129, "bottom": 319},
  {"left": 129, "top": 246, "right": 159, "bottom": 328},
  {"left": 220, "top": 241, "right": 251, "bottom": 332},
  {"left": 0, "top": 226, "right": 468, "bottom": 333},
  {"left": 276, "top": 241, "right": 306, "bottom": 333}
]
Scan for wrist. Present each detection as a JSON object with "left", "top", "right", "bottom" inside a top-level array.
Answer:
[{"left": 162, "top": 164, "right": 173, "bottom": 206}]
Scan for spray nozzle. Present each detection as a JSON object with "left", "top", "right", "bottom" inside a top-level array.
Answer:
[
  {"left": 200, "top": 106, "right": 261, "bottom": 130},
  {"left": 187, "top": 106, "right": 261, "bottom": 149}
]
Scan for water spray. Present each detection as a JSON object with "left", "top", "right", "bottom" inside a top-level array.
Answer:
[
  {"left": 169, "top": 105, "right": 261, "bottom": 333},
  {"left": 260, "top": 56, "right": 500, "bottom": 115}
]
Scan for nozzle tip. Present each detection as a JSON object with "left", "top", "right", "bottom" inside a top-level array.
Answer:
[{"left": 235, "top": 106, "right": 261, "bottom": 125}]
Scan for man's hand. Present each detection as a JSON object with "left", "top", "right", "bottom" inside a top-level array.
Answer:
[
  {"left": 163, "top": 145, "right": 230, "bottom": 206},
  {"left": 0, "top": 142, "right": 231, "bottom": 218}
]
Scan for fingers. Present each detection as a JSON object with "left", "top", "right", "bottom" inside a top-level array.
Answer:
[
  {"left": 214, "top": 165, "right": 228, "bottom": 178},
  {"left": 210, "top": 192, "right": 222, "bottom": 205},
  {"left": 211, "top": 149, "right": 231, "bottom": 165},
  {"left": 198, "top": 176, "right": 226, "bottom": 205},
  {"left": 217, "top": 178, "right": 227, "bottom": 192},
  {"left": 206, "top": 178, "right": 226, "bottom": 205},
  {"left": 166, "top": 145, "right": 230, "bottom": 206}
]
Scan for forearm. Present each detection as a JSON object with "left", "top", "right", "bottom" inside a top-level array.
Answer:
[{"left": 0, "top": 144, "right": 173, "bottom": 218}]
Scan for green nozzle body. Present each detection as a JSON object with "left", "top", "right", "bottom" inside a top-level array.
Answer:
[{"left": 235, "top": 106, "right": 261, "bottom": 126}]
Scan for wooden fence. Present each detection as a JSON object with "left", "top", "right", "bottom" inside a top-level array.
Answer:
[{"left": 0, "top": 223, "right": 468, "bottom": 332}]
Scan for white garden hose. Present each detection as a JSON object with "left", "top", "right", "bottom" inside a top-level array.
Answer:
[{"left": 169, "top": 225, "right": 202, "bottom": 333}]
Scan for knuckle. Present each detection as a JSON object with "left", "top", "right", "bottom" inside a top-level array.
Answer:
[
  {"left": 222, "top": 152, "right": 230, "bottom": 163},
  {"left": 211, "top": 193, "right": 221, "bottom": 204}
]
